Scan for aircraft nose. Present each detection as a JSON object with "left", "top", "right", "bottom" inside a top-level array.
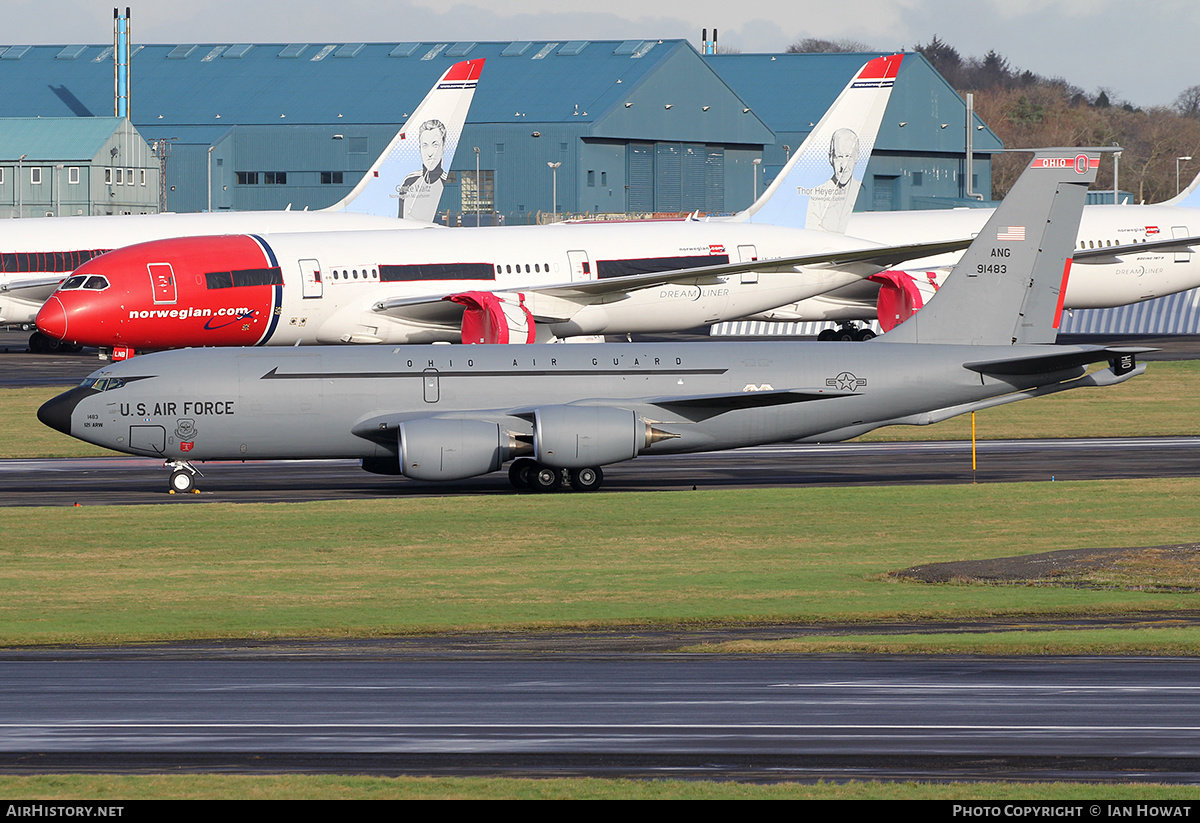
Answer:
[
  {"left": 37, "top": 296, "right": 68, "bottom": 340},
  {"left": 37, "top": 386, "right": 92, "bottom": 436}
]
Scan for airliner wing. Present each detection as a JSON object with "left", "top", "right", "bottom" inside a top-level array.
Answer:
[
  {"left": 1072, "top": 234, "right": 1200, "bottom": 262},
  {"left": 528, "top": 236, "right": 974, "bottom": 298},
  {"left": 371, "top": 235, "right": 975, "bottom": 324},
  {"left": 0, "top": 274, "right": 68, "bottom": 295}
]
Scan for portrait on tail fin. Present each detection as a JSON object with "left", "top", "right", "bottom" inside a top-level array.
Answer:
[
  {"left": 802, "top": 128, "right": 861, "bottom": 232},
  {"left": 397, "top": 119, "right": 448, "bottom": 221}
]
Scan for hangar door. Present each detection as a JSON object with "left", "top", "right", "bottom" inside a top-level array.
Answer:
[{"left": 627, "top": 143, "right": 724, "bottom": 213}]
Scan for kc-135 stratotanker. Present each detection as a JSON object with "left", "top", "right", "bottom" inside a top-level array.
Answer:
[{"left": 39, "top": 148, "right": 1148, "bottom": 493}]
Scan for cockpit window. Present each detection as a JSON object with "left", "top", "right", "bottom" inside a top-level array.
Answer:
[
  {"left": 80, "top": 376, "right": 125, "bottom": 391},
  {"left": 59, "top": 274, "right": 109, "bottom": 291}
]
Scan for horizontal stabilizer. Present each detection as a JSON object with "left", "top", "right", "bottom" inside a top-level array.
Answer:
[{"left": 964, "top": 346, "right": 1154, "bottom": 376}]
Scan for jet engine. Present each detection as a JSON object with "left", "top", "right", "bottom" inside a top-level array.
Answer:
[
  {"left": 870, "top": 269, "right": 946, "bottom": 332},
  {"left": 446, "top": 290, "right": 535, "bottom": 344},
  {"left": 533, "top": 405, "right": 675, "bottom": 468},
  {"left": 365, "top": 418, "right": 529, "bottom": 481}
]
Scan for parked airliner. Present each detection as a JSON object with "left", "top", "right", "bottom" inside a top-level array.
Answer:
[
  {"left": 41, "top": 55, "right": 971, "bottom": 355},
  {"left": 4, "top": 59, "right": 483, "bottom": 350}
]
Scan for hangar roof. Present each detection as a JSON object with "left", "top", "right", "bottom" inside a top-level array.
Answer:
[
  {"left": 0, "top": 40, "right": 744, "bottom": 128},
  {"left": 0, "top": 117, "right": 137, "bottom": 162}
]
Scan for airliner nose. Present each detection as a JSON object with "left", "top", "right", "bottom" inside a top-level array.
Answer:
[{"left": 36, "top": 296, "right": 68, "bottom": 341}]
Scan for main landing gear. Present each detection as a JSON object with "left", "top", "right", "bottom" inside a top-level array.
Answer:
[
  {"left": 817, "top": 323, "right": 876, "bottom": 342},
  {"left": 508, "top": 457, "right": 604, "bottom": 493},
  {"left": 28, "top": 331, "right": 82, "bottom": 354},
  {"left": 166, "top": 460, "right": 202, "bottom": 494}
]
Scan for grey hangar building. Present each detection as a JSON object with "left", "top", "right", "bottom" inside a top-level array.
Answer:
[{"left": 0, "top": 39, "right": 999, "bottom": 223}]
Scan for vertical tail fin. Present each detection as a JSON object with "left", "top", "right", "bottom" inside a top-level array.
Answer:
[
  {"left": 740, "top": 54, "right": 902, "bottom": 232},
  {"left": 325, "top": 58, "right": 485, "bottom": 221},
  {"left": 878, "top": 148, "right": 1104, "bottom": 346},
  {"left": 1160, "top": 168, "right": 1200, "bottom": 207}
]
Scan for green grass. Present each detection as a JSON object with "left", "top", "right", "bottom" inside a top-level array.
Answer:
[
  {"left": 7, "top": 360, "right": 1199, "bottom": 459},
  {"left": 3, "top": 479, "right": 1199, "bottom": 646},
  {"left": 0, "top": 774, "right": 1197, "bottom": 799},
  {"left": 694, "top": 627, "right": 1200, "bottom": 655},
  {"left": 3, "top": 387, "right": 118, "bottom": 458}
]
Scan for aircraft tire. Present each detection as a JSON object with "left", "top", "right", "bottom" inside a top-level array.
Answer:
[
  {"left": 855, "top": 328, "right": 876, "bottom": 341},
  {"left": 529, "top": 464, "right": 561, "bottom": 493},
  {"left": 817, "top": 329, "right": 836, "bottom": 342},
  {"left": 169, "top": 469, "right": 196, "bottom": 494},
  {"left": 508, "top": 457, "right": 537, "bottom": 490},
  {"left": 568, "top": 466, "right": 603, "bottom": 492}
]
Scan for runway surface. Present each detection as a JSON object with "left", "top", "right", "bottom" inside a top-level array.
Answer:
[
  {"left": 2, "top": 655, "right": 1199, "bottom": 781},
  {"left": 2, "top": 436, "right": 1198, "bottom": 505}
]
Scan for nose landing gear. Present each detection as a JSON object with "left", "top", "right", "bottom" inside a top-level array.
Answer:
[{"left": 166, "top": 461, "right": 202, "bottom": 494}]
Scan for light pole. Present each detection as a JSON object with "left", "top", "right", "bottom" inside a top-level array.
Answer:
[
  {"left": 751, "top": 157, "right": 762, "bottom": 204},
  {"left": 1113, "top": 149, "right": 1121, "bottom": 205},
  {"left": 473, "top": 147, "right": 480, "bottom": 226},
  {"left": 547, "top": 161, "right": 561, "bottom": 223},
  {"left": 1178, "top": 156, "right": 1193, "bottom": 195},
  {"left": 16, "top": 154, "right": 26, "bottom": 218}
]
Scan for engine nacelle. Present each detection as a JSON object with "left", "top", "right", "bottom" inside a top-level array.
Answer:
[
  {"left": 446, "top": 291, "right": 535, "bottom": 344},
  {"left": 870, "top": 269, "right": 947, "bottom": 332},
  {"left": 533, "top": 405, "right": 651, "bottom": 469},
  {"left": 395, "top": 418, "right": 521, "bottom": 481}
]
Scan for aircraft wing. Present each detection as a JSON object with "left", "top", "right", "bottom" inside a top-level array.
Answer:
[
  {"left": 1073, "top": 234, "right": 1200, "bottom": 262},
  {"left": 370, "top": 236, "right": 976, "bottom": 325},
  {"left": 0, "top": 274, "right": 68, "bottom": 294},
  {"left": 526, "top": 236, "right": 975, "bottom": 299},
  {"left": 348, "top": 386, "right": 856, "bottom": 446}
]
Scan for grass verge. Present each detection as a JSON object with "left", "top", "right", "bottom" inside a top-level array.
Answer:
[
  {"left": 2, "top": 478, "right": 1199, "bottom": 647},
  {"left": 0, "top": 774, "right": 1197, "bottom": 799}
]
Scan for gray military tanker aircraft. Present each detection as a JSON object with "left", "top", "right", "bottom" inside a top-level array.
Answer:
[{"left": 40, "top": 148, "right": 1148, "bottom": 494}]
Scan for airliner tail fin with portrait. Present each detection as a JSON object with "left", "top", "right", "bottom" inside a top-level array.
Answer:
[
  {"left": 326, "top": 58, "right": 484, "bottom": 221},
  {"left": 740, "top": 54, "right": 902, "bottom": 233}
]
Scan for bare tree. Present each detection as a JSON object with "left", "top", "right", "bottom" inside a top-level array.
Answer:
[
  {"left": 1175, "top": 85, "right": 1200, "bottom": 120},
  {"left": 787, "top": 37, "right": 873, "bottom": 53}
]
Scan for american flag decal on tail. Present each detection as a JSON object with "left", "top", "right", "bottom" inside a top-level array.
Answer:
[{"left": 997, "top": 226, "right": 1026, "bottom": 241}]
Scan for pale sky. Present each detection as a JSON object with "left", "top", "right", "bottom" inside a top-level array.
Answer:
[{"left": 12, "top": 0, "right": 1199, "bottom": 107}]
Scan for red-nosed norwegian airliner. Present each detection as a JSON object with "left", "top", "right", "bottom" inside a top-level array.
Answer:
[
  {"left": 4, "top": 59, "right": 483, "bottom": 350},
  {"left": 42, "top": 55, "right": 979, "bottom": 355},
  {"left": 743, "top": 170, "right": 1200, "bottom": 336}
]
